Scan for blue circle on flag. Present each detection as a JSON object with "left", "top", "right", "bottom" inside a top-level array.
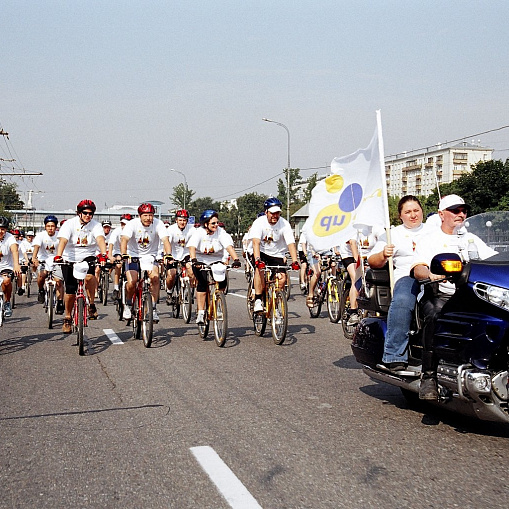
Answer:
[{"left": 339, "top": 183, "right": 363, "bottom": 212}]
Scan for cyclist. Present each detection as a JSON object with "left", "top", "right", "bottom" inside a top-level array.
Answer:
[
  {"left": 18, "top": 230, "right": 35, "bottom": 295},
  {"left": 297, "top": 229, "right": 309, "bottom": 293},
  {"left": 187, "top": 209, "right": 241, "bottom": 324},
  {"left": 108, "top": 213, "right": 132, "bottom": 300},
  {"left": 54, "top": 200, "right": 108, "bottom": 333},
  {"left": 120, "top": 202, "right": 172, "bottom": 323},
  {"left": 14, "top": 230, "right": 30, "bottom": 296},
  {"left": 32, "top": 215, "right": 65, "bottom": 314},
  {"left": 165, "top": 209, "right": 195, "bottom": 303},
  {"left": 0, "top": 216, "right": 21, "bottom": 317},
  {"left": 250, "top": 198, "right": 299, "bottom": 313}
]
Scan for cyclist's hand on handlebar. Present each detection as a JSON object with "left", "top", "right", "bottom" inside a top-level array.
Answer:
[
  {"left": 191, "top": 257, "right": 203, "bottom": 269},
  {"left": 164, "top": 254, "right": 174, "bottom": 265},
  {"left": 255, "top": 258, "right": 266, "bottom": 270},
  {"left": 291, "top": 261, "right": 300, "bottom": 270},
  {"left": 231, "top": 259, "right": 241, "bottom": 268},
  {"left": 121, "top": 254, "right": 130, "bottom": 261},
  {"left": 53, "top": 255, "right": 63, "bottom": 264}
]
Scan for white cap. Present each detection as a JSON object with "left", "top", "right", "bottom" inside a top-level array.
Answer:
[
  {"left": 438, "top": 194, "right": 468, "bottom": 211},
  {"left": 26, "top": 230, "right": 35, "bottom": 236},
  {"left": 268, "top": 205, "right": 282, "bottom": 213}
]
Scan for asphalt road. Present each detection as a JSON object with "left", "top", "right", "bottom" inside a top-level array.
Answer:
[{"left": 1, "top": 270, "right": 508, "bottom": 509}]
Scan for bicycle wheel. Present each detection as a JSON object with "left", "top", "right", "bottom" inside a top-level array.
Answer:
[
  {"left": 25, "top": 270, "right": 31, "bottom": 297},
  {"left": 0, "top": 296, "right": 4, "bottom": 326},
  {"left": 271, "top": 289, "right": 288, "bottom": 345},
  {"left": 171, "top": 279, "right": 180, "bottom": 319},
  {"left": 340, "top": 281, "right": 356, "bottom": 340},
  {"left": 142, "top": 295, "right": 153, "bottom": 347},
  {"left": 224, "top": 271, "right": 229, "bottom": 295},
  {"left": 308, "top": 281, "right": 322, "bottom": 318},
  {"left": 10, "top": 281, "right": 15, "bottom": 309},
  {"left": 253, "top": 295, "right": 267, "bottom": 337},
  {"left": 285, "top": 277, "right": 291, "bottom": 300},
  {"left": 47, "top": 285, "right": 54, "bottom": 329},
  {"left": 246, "top": 280, "right": 255, "bottom": 320},
  {"left": 198, "top": 310, "right": 210, "bottom": 339},
  {"left": 133, "top": 299, "right": 142, "bottom": 339},
  {"left": 327, "top": 279, "right": 341, "bottom": 323},
  {"left": 101, "top": 271, "right": 109, "bottom": 306},
  {"left": 181, "top": 280, "right": 192, "bottom": 323},
  {"left": 213, "top": 292, "right": 228, "bottom": 347},
  {"left": 77, "top": 298, "right": 85, "bottom": 356}
]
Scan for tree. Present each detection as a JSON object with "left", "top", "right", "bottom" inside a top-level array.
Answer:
[
  {"left": 170, "top": 183, "right": 195, "bottom": 210},
  {"left": 277, "top": 168, "right": 302, "bottom": 215},
  {"left": 236, "top": 192, "right": 268, "bottom": 232},
  {"left": 188, "top": 197, "right": 221, "bottom": 223},
  {"left": 304, "top": 173, "right": 318, "bottom": 203},
  {"left": 0, "top": 180, "right": 24, "bottom": 213},
  {"left": 425, "top": 158, "right": 509, "bottom": 215}
]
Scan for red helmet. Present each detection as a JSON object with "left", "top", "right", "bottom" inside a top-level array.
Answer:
[
  {"left": 121, "top": 213, "right": 133, "bottom": 221},
  {"left": 175, "top": 209, "right": 189, "bottom": 219},
  {"left": 138, "top": 203, "right": 155, "bottom": 215},
  {"left": 77, "top": 199, "right": 96, "bottom": 213}
]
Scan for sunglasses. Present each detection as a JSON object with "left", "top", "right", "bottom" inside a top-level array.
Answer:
[
  {"left": 446, "top": 207, "right": 467, "bottom": 215},
  {"left": 81, "top": 211, "right": 94, "bottom": 216},
  {"left": 209, "top": 221, "right": 219, "bottom": 225}
]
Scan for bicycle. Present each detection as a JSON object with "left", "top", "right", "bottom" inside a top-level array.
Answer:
[
  {"left": 253, "top": 264, "right": 290, "bottom": 345},
  {"left": 23, "top": 260, "right": 32, "bottom": 297},
  {"left": 97, "top": 262, "right": 111, "bottom": 306},
  {"left": 0, "top": 290, "right": 4, "bottom": 327},
  {"left": 196, "top": 262, "right": 229, "bottom": 347},
  {"left": 167, "top": 260, "right": 194, "bottom": 323},
  {"left": 245, "top": 257, "right": 255, "bottom": 320},
  {"left": 308, "top": 255, "right": 341, "bottom": 322},
  {"left": 114, "top": 258, "right": 127, "bottom": 321},
  {"left": 166, "top": 260, "right": 181, "bottom": 319},
  {"left": 0, "top": 269, "right": 15, "bottom": 324},
  {"left": 126, "top": 255, "right": 156, "bottom": 348},
  {"left": 42, "top": 260, "right": 58, "bottom": 329}
]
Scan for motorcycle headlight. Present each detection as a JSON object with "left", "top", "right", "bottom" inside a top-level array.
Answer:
[
  {"left": 474, "top": 282, "right": 509, "bottom": 310},
  {"left": 465, "top": 372, "right": 492, "bottom": 394}
]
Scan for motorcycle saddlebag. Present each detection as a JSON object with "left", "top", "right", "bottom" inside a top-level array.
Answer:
[
  {"left": 356, "top": 268, "right": 391, "bottom": 314},
  {"left": 351, "top": 316, "right": 386, "bottom": 368}
]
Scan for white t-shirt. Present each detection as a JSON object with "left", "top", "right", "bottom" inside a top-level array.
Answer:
[
  {"left": 242, "top": 231, "right": 253, "bottom": 256},
  {"left": 33, "top": 231, "right": 59, "bottom": 262},
  {"left": 58, "top": 216, "right": 105, "bottom": 263},
  {"left": 249, "top": 216, "right": 295, "bottom": 258},
  {"left": 166, "top": 223, "right": 194, "bottom": 261},
  {"left": 370, "top": 223, "right": 427, "bottom": 283},
  {"left": 412, "top": 228, "right": 497, "bottom": 294},
  {"left": 108, "top": 226, "right": 124, "bottom": 255},
  {"left": 187, "top": 227, "right": 233, "bottom": 265},
  {"left": 121, "top": 217, "right": 169, "bottom": 257},
  {"left": 0, "top": 233, "right": 17, "bottom": 271},
  {"left": 20, "top": 239, "right": 34, "bottom": 257},
  {"left": 340, "top": 225, "right": 384, "bottom": 260}
]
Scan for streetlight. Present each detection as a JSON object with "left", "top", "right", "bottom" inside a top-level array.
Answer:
[
  {"left": 170, "top": 168, "right": 188, "bottom": 210},
  {"left": 263, "top": 118, "right": 291, "bottom": 222}
]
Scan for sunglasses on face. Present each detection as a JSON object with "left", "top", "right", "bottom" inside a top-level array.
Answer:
[
  {"left": 81, "top": 211, "right": 94, "bottom": 216},
  {"left": 208, "top": 221, "right": 218, "bottom": 225},
  {"left": 446, "top": 207, "right": 467, "bottom": 215}
]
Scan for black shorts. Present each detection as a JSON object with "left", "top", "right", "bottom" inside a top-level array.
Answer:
[
  {"left": 342, "top": 256, "right": 355, "bottom": 269},
  {"left": 61, "top": 256, "right": 96, "bottom": 295},
  {"left": 298, "top": 250, "right": 307, "bottom": 264}
]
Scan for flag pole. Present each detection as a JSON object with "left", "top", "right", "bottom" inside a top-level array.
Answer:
[{"left": 376, "top": 110, "right": 395, "bottom": 292}]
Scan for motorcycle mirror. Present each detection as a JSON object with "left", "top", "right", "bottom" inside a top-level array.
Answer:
[{"left": 430, "top": 253, "right": 463, "bottom": 282}]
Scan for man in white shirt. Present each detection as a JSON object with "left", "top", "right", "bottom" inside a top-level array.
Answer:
[
  {"left": 120, "top": 203, "right": 172, "bottom": 323},
  {"left": 412, "top": 194, "right": 497, "bottom": 400},
  {"left": 250, "top": 198, "right": 299, "bottom": 313}
]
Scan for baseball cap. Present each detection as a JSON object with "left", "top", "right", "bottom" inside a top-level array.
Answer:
[
  {"left": 26, "top": 230, "right": 35, "bottom": 236},
  {"left": 268, "top": 205, "right": 282, "bottom": 213},
  {"left": 120, "top": 218, "right": 129, "bottom": 224},
  {"left": 438, "top": 194, "right": 470, "bottom": 211}
]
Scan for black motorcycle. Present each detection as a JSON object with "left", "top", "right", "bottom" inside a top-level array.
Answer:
[{"left": 350, "top": 213, "right": 509, "bottom": 424}]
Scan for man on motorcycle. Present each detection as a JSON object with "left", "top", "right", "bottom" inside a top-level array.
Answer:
[{"left": 411, "top": 194, "right": 497, "bottom": 400}]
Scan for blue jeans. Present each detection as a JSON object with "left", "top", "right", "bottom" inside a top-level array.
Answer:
[{"left": 382, "top": 276, "right": 421, "bottom": 364}]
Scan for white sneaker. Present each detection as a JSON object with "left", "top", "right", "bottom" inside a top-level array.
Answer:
[
  {"left": 152, "top": 308, "right": 159, "bottom": 323},
  {"left": 196, "top": 310, "right": 205, "bottom": 324},
  {"left": 253, "top": 299, "right": 264, "bottom": 313},
  {"left": 4, "top": 302, "right": 12, "bottom": 318},
  {"left": 123, "top": 306, "right": 132, "bottom": 320}
]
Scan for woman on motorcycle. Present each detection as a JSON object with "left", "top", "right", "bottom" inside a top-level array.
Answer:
[{"left": 368, "top": 195, "right": 428, "bottom": 372}]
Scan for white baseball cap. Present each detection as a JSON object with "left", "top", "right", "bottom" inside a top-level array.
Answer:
[
  {"left": 438, "top": 194, "right": 469, "bottom": 211},
  {"left": 268, "top": 205, "right": 282, "bottom": 213}
]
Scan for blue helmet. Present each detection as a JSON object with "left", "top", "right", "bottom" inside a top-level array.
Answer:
[
  {"left": 44, "top": 215, "right": 58, "bottom": 225},
  {"left": 264, "top": 197, "right": 282, "bottom": 211},
  {"left": 200, "top": 209, "right": 218, "bottom": 224},
  {"left": 257, "top": 211, "right": 265, "bottom": 217}
]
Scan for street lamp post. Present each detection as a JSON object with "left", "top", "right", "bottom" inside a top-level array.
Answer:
[
  {"left": 170, "top": 168, "right": 188, "bottom": 210},
  {"left": 263, "top": 118, "right": 291, "bottom": 222}
]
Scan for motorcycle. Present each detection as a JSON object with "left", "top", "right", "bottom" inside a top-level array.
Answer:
[{"left": 350, "top": 212, "right": 509, "bottom": 424}]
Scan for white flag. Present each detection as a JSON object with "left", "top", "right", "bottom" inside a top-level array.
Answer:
[{"left": 303, "top": 111, "right": 389, "bottom": 252}]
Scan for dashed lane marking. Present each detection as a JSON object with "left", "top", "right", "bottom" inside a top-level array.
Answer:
[
  {"left": 191, "top": 445, "right": 262, "bottom": 509},
  {"left": 103, "top": 329, "right": 124, "bottom": 345}
]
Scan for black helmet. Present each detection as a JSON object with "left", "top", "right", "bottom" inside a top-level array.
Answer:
[{"left": 0, "top": 216, "right": 9, "bottom": 228}]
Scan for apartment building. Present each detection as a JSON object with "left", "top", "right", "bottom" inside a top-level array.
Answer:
[{"left": 385, "top": 141, "right": 493, "bottom": 197}]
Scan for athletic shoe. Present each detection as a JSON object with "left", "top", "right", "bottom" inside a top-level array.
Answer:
[
  {"left": 56, "top": 300, "right": 65, "bottom": 315},
  {"left": 17, "top": 287, "right": 24, "bottom": 296},
  {"left": 38, "top": 289, "right": 45, "bottom": 303},
  {"left": 253, "top": 299, "right": 264, "bottom": 313},
  {"left": 152, "top": 308, "right": 159, "bottom": 323},
  {"left": 4, "top": 302, "right": 12, "bottom": 317},
  {"left": 112, "top": 289, "right": 119, "bottom": 301},
  {"left": 122, "top": 306, "right": 132, "bottom": 320},
  {"left": 196, "top": 310, "right": 205, "bottom": 324},
  {"left": 62, "top": 318, "right": 72, "bottom": 334},
  {"left": 89, "top": 303, "right": 98, "bottom": 320}
]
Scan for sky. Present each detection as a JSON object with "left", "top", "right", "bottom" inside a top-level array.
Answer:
[{"left": 1, "top": 0, "right": 509, "bottom": 213}]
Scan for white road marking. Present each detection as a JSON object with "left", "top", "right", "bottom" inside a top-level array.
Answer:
[
  {"left": 103, "top": 329, "right": 124, "bottom": 345},
  {"left": 190, "top": 446, "right": 262, "bottom": 509},
  {"left": 228, "top": 292, "right": 246, "bottom": 299}
]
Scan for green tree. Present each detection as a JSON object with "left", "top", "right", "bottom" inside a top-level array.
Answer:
[
  {"left": 170, "top": 183, "right": 195, "bottom": 210},
  {"left": 304, "top": 173, "right": 318, "bottom": 203},
  {"left": 277, "top": 167, "right": 302, "bottom": 215},
  {"left": 0, "top": 180, "right": 24, "bottom": 213},
  {"left": 189, "top": 197, "right": 221, "bottom": 223},
  {"left": 236, "top": 192, "right": 268, "bottom": 232}
]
